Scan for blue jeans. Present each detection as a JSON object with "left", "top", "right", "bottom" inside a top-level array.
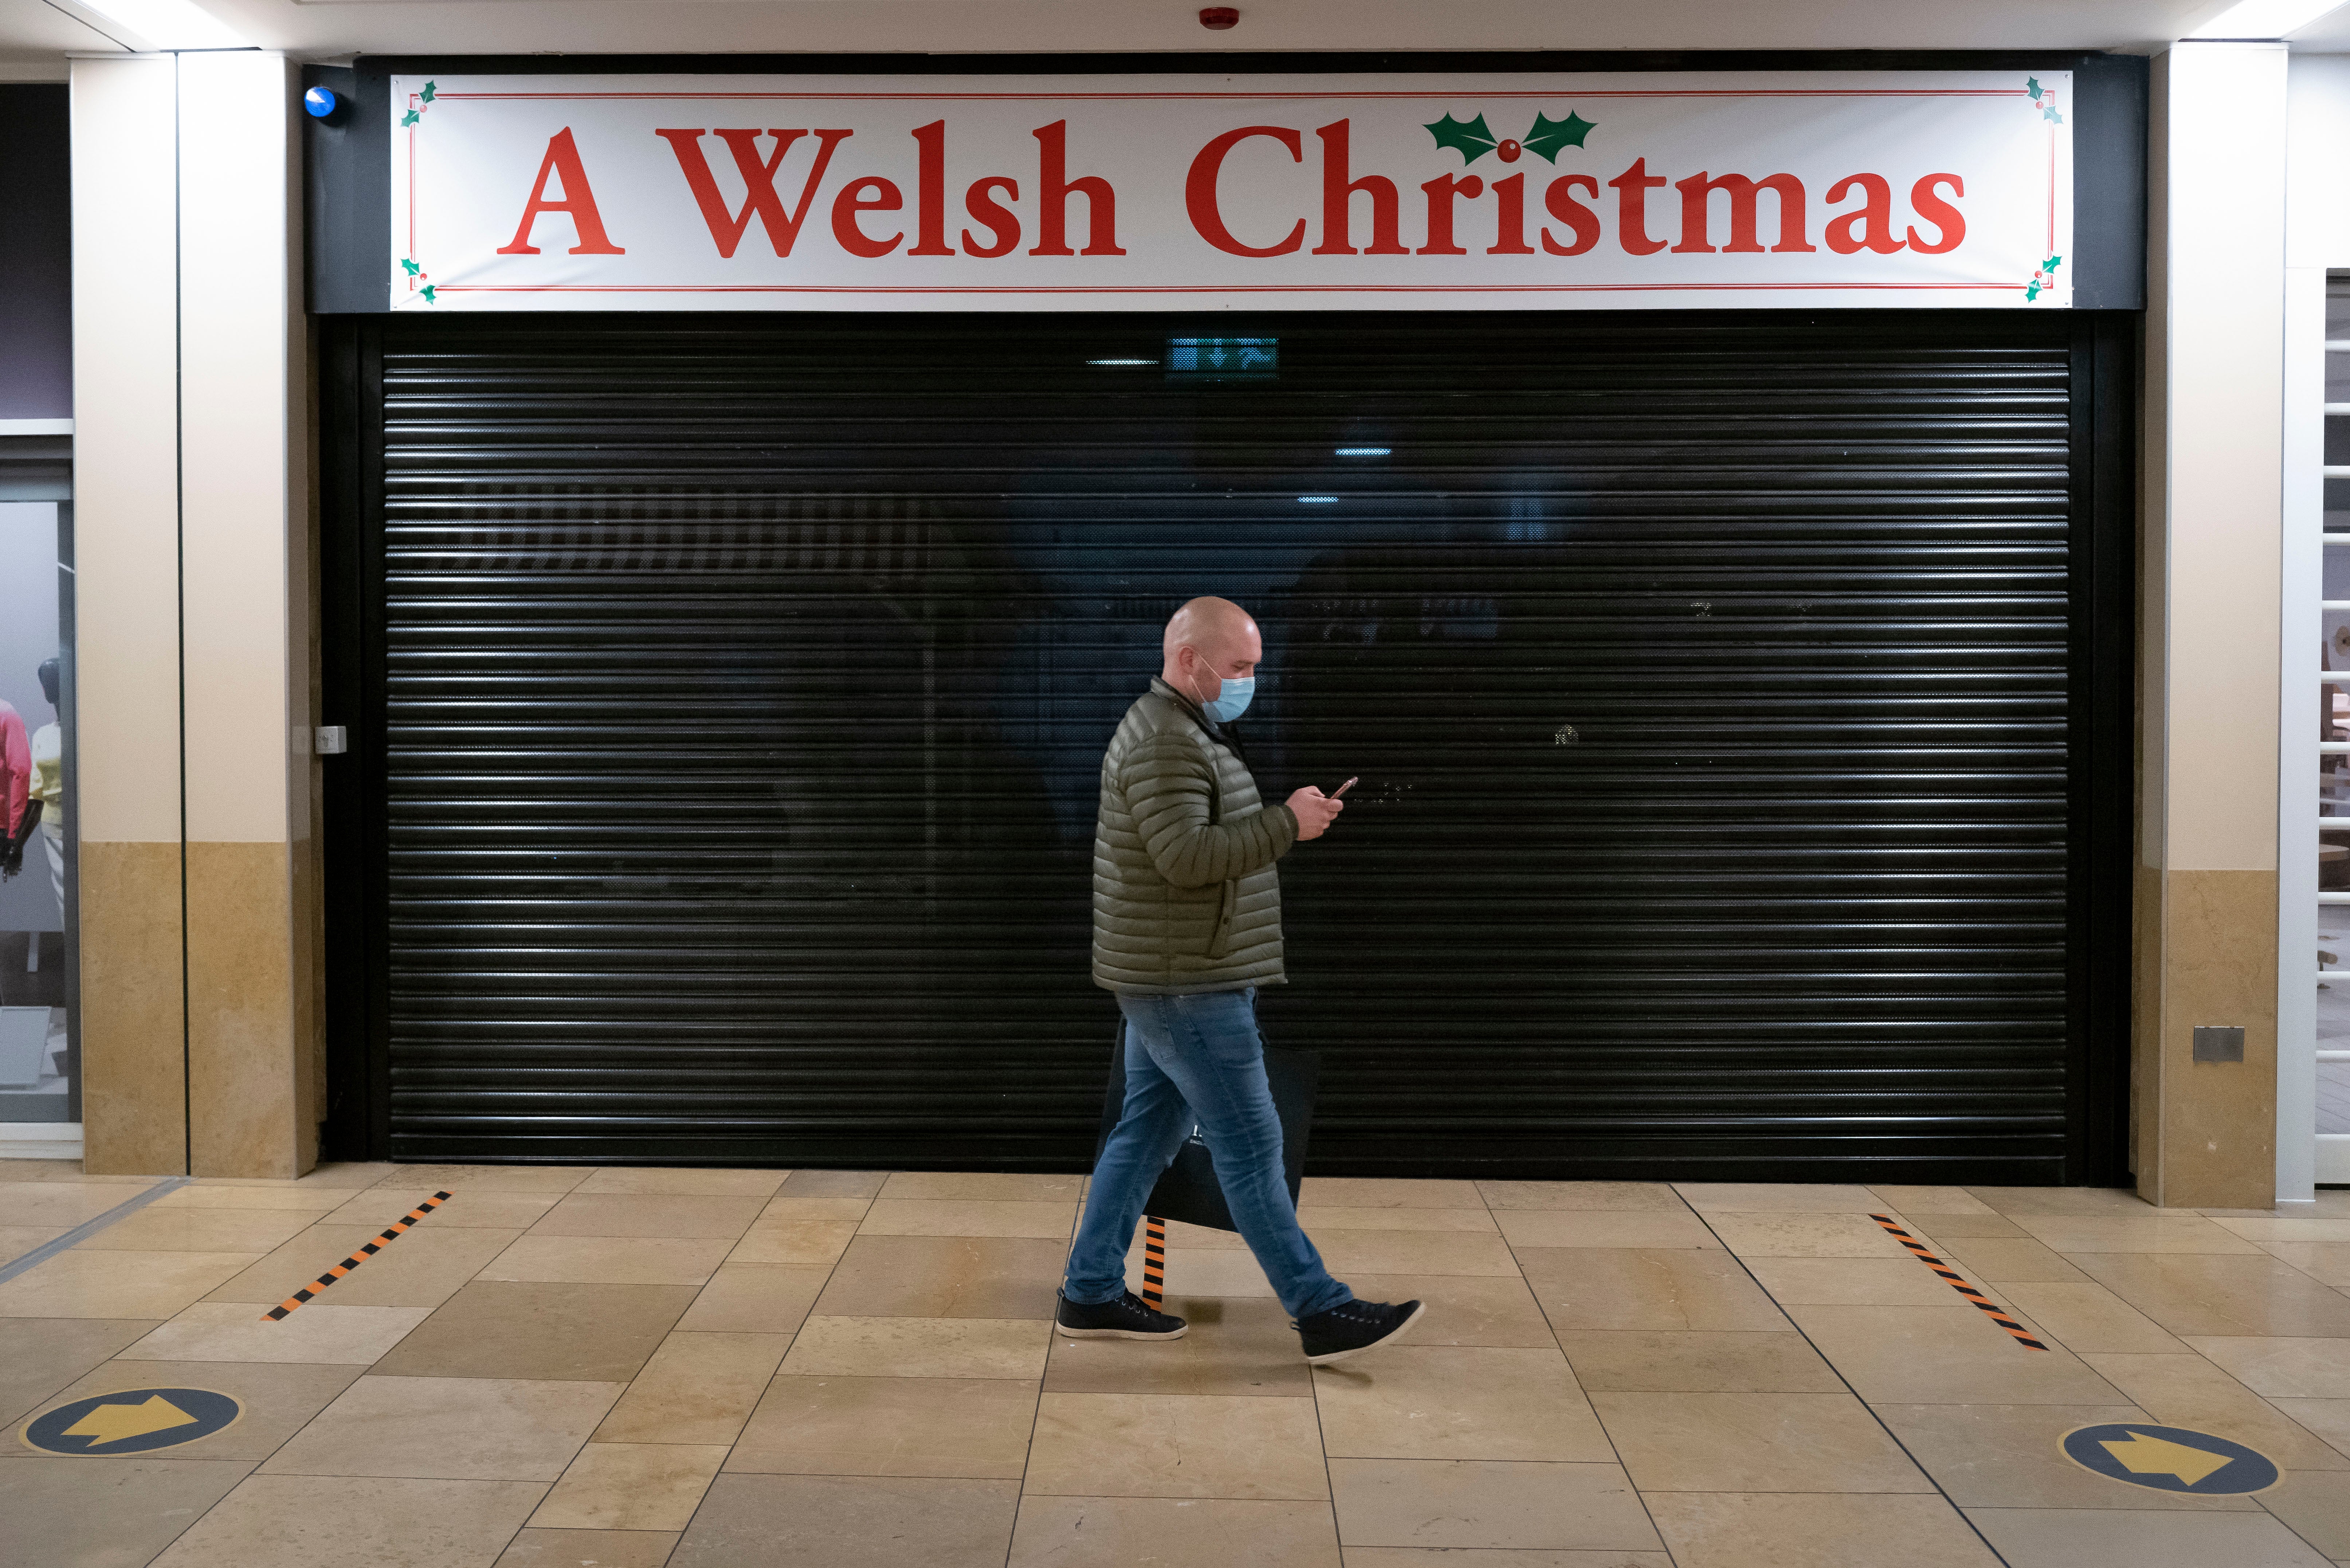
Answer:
[{"left": 1064, "top": 989, "right": 1352, "bottom": 1320}]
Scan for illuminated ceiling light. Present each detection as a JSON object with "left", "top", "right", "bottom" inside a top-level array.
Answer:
[
  {"left": 76, "top": 0, "right": 248, "bottom": 48},
  {"left": 1297, "top": 495, "right": 1339, "bottom": 504},
  {"left": 1087, "top": 358, "right": 1156, "bottom": 366},
  {"left": 1334, "top": 447, "right": 1392, "bottom": 457},
  {"left": 2188, "top": 0, "right": 2349, "bottom": 37}
]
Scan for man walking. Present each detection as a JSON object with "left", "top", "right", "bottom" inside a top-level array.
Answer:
[{"left": 1057, "top": 596, "right": 1426, "bottom": 1366}]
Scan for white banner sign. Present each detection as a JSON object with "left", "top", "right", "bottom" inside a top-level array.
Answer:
[{"left": 389, "top": 71, "right": 2073, "bottom": 311}]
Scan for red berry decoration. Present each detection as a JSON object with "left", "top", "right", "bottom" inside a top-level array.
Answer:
[
  {"left": 1199, "top": 6, "right": 1239, "bottom": 26},
  {"left": 1498, "top": 139, "right": 1522, "bottom": 162}
]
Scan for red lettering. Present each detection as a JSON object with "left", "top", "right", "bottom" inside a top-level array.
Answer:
[
  {"left": 1186, "top": 126, "right": 1306, "bottom": 258},
  {"left": 1313, "top": 119, "right": 1405, "bottom": 256},
  {"left": 962, "top": 177, "right": 1020, "bottom": 258},
  {"left": 1030, "top": 121, "right": 1124, "bottom": 256},
  {"left": 909, "top": 120, "right": 953, "bottom": 255},
  {"left": 1824, "top": 173, "right": 1904, "bottom": 255},
  {"left": 655, "top": 127, "right": 851, "bottom": 258},
  {"left": 1419, "top": 173, "right": 1482, "bottom": 256},
  {"left": 1907, "top": 173, "right": 1965, "bottom": 254},
  {"left": 1488, "top": 173, "right": 1534, "bottom": 256},
  {"left": 832, "top": 176, "right": 903, "bottom": 257},
  {"left": 1542, "top": 175, "right": 1601, "bottom": 256},
  {"left": 1608, "top": 158, "right": 1668, "bottom": 256},
  {"left": 497, "top": 128, "right": 625, "bottom": 255},
  {"left": 1672, "top": 172, "right": 1813, "bottom": 254}
]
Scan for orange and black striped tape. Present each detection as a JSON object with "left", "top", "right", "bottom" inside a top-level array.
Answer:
[
  {"left": 1140, "top": 1214, "right": 1167, "bottom": 1309},
  {"left": 1867, "top": 1213, "right": 2047, "bottom": 1350},
  {"left": 263, "top": 1192, "right": 453, "bottom": 1320}
]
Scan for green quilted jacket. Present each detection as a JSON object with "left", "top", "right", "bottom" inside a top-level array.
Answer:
[{"left": 1092, "top": 678, "right": 1299, "bottom": 994}]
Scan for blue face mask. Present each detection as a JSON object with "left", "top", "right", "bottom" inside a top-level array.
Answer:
[{"left": 1200, "top": 673, "right": 1255, "bottom": 724}]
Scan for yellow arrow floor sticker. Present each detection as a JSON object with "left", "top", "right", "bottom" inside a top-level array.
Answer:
[
  {"left": 21, "top": 1388, "right": 242, "bottom": 1455},
  {"left": 2061, "top": 1423, "right": 2280, "bottom": 1494}
]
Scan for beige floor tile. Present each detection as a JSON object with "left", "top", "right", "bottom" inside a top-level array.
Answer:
[
  {"left": 1318, "top": 1231, "right": 1522, "bottom": 1277},
  {"left": 0, "top": 1316, "right": 159, "bottom": 1426},
  {"left": 1152, "top": 1218, "right": 1251, "bottom": 1249},
  {"left": 2212, "top": 1217, "right": 2350, "bottom": 1244},
  {"left": 2015, "top": 1213, "right": 2265, "bottom": 1254},
  {"left": 1647, "top": 1492, "right": 1999, "bottom": 1568},
  {"left": 529, "top": 1194, "right": 767, "bottom": 1241},
  {"left": 13, "top": 1359, "right": 364, "bottom": 1463},
  {"left": 148, "top": 1474, "right": 546, "bottom": 1568},
  {"left": 1129, "top": 1245, "right": 1274, "bottom": 1298},
  {"left": 73, "top": 1206, "right": 317, "bottom": 1254},
  {"left": 1907, "top": 1212, "right": 2033, "bottom": 1238},
  {"left": 1743, "top": 1256, "right": 1981, "bottom": 1308},
  {"left": 2183, "top": 1336, "right": 2350, "bottom": 1398},
  {"left": 1675, "top": 1183, "right": 1884, "bottom": 1213},
  {"left": 383, "top": 1164, "right": 596, "bottom": 1193},
  {"left": 1591, "top": 1389, "right": 1931, "bottom": 1492},
  {"left": 8, "top": 1456, "right": 255, "bottom": 1565},
  {"left": 673, "top": 1264, "right": 829, "bottom": 1336},
  {"left": 2071, "top": 1252, "right": 2350, "bottom": 1336},
  {"left": 595, "top": 1331, "right": 789, "bottom": 1444},
  {"left": 532, "top": 1442, "right": 729, "bottom": 1531},
  {"left": 1935, "top": 1236, "right": 2094, "bottom": 1284},
  {"left": 728, "top": 1374, "right": 1038, "bottom": 1478},
  {"left": 318, "top": 1186, "right": 562, "bottom": 1230},
  {"left": 2259, "top": 1467, "right": 2350, "bottom": 1558},
  {"left": 118, "top": 1301, "right": 431, "bottom": 1365},
  {"left": 0, "top": 1248, "right": 260, "bottom": 1318},
  {"left": 574, "top": 1168, "right": 789, "bottom": 1197},
  {"left": 2079, "top": 1353, "right": 2350, "bottom": 1470},
  {"left": 0, "top": 1224, "right": 67, "bottom": 1263},
  {"left": 812, "top": 1235, "right": 1067, "bottom": 1319},
  {"left": 1781, "top": 1303, "right": 2126, "bottom": 1403},
  {"left": 2269, "top": 1398, "right": 2350, "bottom": 1459},
  {"left": 152, "top": 1184, "right": 353, "bottom": 1212},
  {"left": 1340, "top": 1274, "right": 1557, "bottom": 1348},
  {"left": 260, "top": 1373, "right": 622, "bottom": 1480},
  {"left": 857, "top": 1199, "right": 1076, "bottom": 1239},
  {"left": 0, "top": 1162, "right": 160, "bottom": 1184},
  {"left": 1871, "top": 1185, "right": 2000, "bottom": 1215},
  {"left": 1026, "top": 1391, "right": 1330, "bottom": 1499},
  {"left": 1328, "top": 1458, "right": 1658, "bottom": 1551},
  {"left": 1518, "top": 1247, "right": 1788, "bottom": 1331},
  {"left": 878, "top": 1171, "right": 1084, "bottom": 1202},
  {"left": 670, "top": 1473, "right": 1019, "bottom": 1568},
  {"left": 2253, "top": 1241, "right": 2350, "bottom": 1285},
  {"left": 775, "top": 1169, "right": 889, "bottom": 1198},
  {"left": 493, "top": 1528, "right": 681, "bottom": 1568},
  {"left": 1475, "top": 1180, "right": 1688, "bottom": 1212},
  {"left": 368, "top": 1281, "right": 697, "bottom": 1382},
  {"left": 1315, "top": 1345, "right": 1612, "bottom": 1462},
  {"left": 2000, "top": 1282, "right": 2192, "bottom": 1353},
  {"left": 1705, "top": 1211, "right": 1918, "bottom": 1259},
  {"left": 0, "top": 1180, "right": 163, "bottom": 1227},
  {"left": 1969, "top": 1186, "right": 2176, "bottom": 1217},
  {"left": 729, "top": 1206, "right": 866, "bottom": 1266},
  {"left": 1009, "top": 1496, "right": 1341, "bottom": 1568},
  {"left": 204, "top": 1223, "right": 525, "bottom": 1308},
  {"left": 1341, "top": 1554, "right": 1670, "bottom": 1568},
  {"left": 221, "top": 1162, "right": 397, "bottom": 1189},
  {"left": 1301, "top": 1178, "right": 1485, "bottom": 1209},
  {"left": 1556, "top": 1330, "right": 1840, "bottom": 1393},
  {"left": 482, "top": 1235, "right": 734, "bottom": 1286},
  {"left": 1295, "top": 1207, "right": 1499, "bottom": 1234},
  {"left": 781, "top": 1314, "right": 1051, "bottom": 1379},
  {"left": 1965, "top": 1506, "right": 2333, "bottom": 1568},
  {"left": 1491, "top": 1210, "right": 1721, "bottom": 1250},
  {"left": 1046, "top": 1294, "right": 1311, "bottom": 1395},
  {"left": 1873, "top": 1401, "right": 2266, "bottom": 1509}
]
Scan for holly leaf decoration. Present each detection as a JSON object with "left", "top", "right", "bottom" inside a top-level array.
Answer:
[
  {"left": 2044, "top": 254, "right": 2063, "bottom": 271},
  {"left": 2027, "top": 76, "right": 2043, "bottom": 98},
  {"left": 420, "top": 284, "right": 437, "bottom": 304},
  {"left": 400, "top": 258, "right": 421, "bottom": 276},
  {"left": 1522, "top": 110, "right": 1596, "bottom": 162},
  {"left": 400, "top": 108, "right": 420, "bottom": 127},
  {"left": 420, "top": 80, "right": 437, "bottom": 103},
  {"left": 1424, "top": 112, "right": 1499, "bottom": 164}
]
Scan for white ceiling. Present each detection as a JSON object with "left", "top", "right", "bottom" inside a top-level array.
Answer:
[{"left": 7, "top": 0, "right": 2348, "bottom": 80}]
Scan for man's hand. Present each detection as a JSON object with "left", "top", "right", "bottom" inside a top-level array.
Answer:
[{"left": 1287, "top": 786, "right": 1345, "bottom": 841}]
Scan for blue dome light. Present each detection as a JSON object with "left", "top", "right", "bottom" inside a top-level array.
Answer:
[{"left": 303, "top": 87, "right": 339, "bottom": 120}]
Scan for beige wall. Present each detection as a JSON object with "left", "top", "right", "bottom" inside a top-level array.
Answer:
[{"left": 71, "top": 51, "right": 320, "bottom": 1178}]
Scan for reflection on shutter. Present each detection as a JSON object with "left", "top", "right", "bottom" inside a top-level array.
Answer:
[{"left": 356, "top": 312, "right": 2125, "bottom": 1181}]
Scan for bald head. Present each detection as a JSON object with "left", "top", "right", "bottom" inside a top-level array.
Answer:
[{"left": 1161, "top": 596, "right": 1262, "bottom": 706}]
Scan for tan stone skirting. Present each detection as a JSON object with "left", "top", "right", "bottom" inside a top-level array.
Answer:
[{"left": 2135, "top": 866, "right": 2280, "bottom": 1210}]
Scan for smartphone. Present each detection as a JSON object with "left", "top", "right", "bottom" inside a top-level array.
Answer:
[{"left": 1332, "top": 777, "right": 1357, "bottom": 798}]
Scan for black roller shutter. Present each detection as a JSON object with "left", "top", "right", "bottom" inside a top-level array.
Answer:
[{"left": 321, "top": 310, "right": 2132, "bottom": 1183}]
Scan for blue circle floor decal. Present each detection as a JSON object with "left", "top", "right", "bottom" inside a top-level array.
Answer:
[
  {"left": 2061, "top": 1423, "right": 2281, "bottom": 1494},
  {"left": 21, "top": 1388, "right": 242, "bottom": 1455}
]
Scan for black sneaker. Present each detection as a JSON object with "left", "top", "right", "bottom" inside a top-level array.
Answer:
[
  {"left": 1295, "top": 1298, "right": 1425, "bottom": 1365},
  {"left": 1056, "top": 1290, "right": 1188, "bottom": 1340}
]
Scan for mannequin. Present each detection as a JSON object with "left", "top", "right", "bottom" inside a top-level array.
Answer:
[{"left": 29, "top": 659, "right": 62, "bottom": 911}]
